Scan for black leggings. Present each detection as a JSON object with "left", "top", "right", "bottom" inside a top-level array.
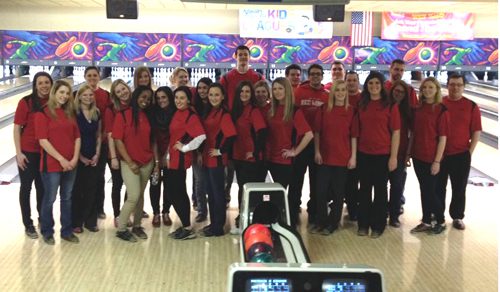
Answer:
[{"left": 165, "top": 169, "right": 191, "bottom": 227}]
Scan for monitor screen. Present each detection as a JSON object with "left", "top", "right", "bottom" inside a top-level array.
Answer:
[
  {"left": 247, "top": 278, "right": 292, "bottom": 291},
  {"left": 322, "top": 279, "right": 367, "bottom": 292}
]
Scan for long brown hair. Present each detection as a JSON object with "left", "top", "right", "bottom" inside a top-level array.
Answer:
[{"left": 270, "top": 77, "right": 294, "bottom": 122}]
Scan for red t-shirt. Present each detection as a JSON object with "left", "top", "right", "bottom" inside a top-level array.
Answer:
[
  {"left": 384, "top": 80, "right": 418, "bottom": 107},
  {"left": 294, "top": 83, "right": 329, "bottom": 128},
  {"left": 220, "top": 68, "right": 263, "bottom": 111},
  {"left": 112, "top": 108, "right": 153, "bottom": 165},
  {"left": 202, "top": 108, "right": 237, "bottom": 168},
  {"left": 14, "top": 96, "right": 48, "bottom": 153},
  {"left": 168, "top": 109, "right": 205, "bottom": 170},
  {"left": 353, "top": 100, "right": 401, "bottom": 155},
  {"left": 265, "top": 105, "right": 311, "bottom": 165},
  {"left": 94, "top": 87, "right": 111, "bottom": 142},
  {"left": 314, "top": 105, "right": 355, "bottom": 166},
  {"left": 412, "top": 103, "right": 449, "bottom": 163},
  {"left": 233, "top": 104, "right": 267, "bottom": 162},
  {"left": 35, "top": 107, "right": 80, "bottom": 172},
  {"left": 442, "top": 96, "right": 482, "bottom": 155},
  {"left": 349, "top": 92, "right": 362, "bottom": 112}
]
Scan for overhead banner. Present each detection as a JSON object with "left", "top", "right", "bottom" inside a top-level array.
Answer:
[
  {"left": 239, "top": 8, "right": 333, "bottom": 39},
  {"left": 381, "top": 12, "right": 474, "bottom": 41}
]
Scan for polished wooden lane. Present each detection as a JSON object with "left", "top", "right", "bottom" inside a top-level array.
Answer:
[{"left": 0, "top": 164, "right": 497, "bottom": 291}]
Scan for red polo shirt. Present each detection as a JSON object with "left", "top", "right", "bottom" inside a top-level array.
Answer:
[
  {"left": 168, "top": 109, "right": 205, "bottom": 170},
  {"left": 353, "top": 100, "right": 401, "bottom": 155},
  {"left": 294, "top": 83, "right": 329, "bottom": 128},
  {"left": 314, "top": 105, "right": 355, "bottom": 166},
  {"left": 412, "top": 103, "right": 449, "bottom": 163},
  {"left": 202, "top": 107, "right": 237, "bottom": 168},
  {"left": 442, "top": 96, "right": 482, "bottom": 155},
  {"left": 14, "top": 96, "right": 48, "bottom": 153},
  {"left": 349, "top": 92, "right": 362, "bottom": 112},
  {"left": 112, "top": 108, "right": 153, "bottom": 165},
  {"left": 35, "top": 107, "right": 80, "bottom": 172},
  {"left": 220, "top": 68, "right": 263, "bottom": 111},
  {"left": 233, "top": 104, "right": 267, "bottom": 162},
  {"left": 265, "top": 105, "right": 311, "bottom": 165}
]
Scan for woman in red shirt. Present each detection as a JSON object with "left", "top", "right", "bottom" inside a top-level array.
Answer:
[
  {"left": 14, "top": 71, "right": 53, "bottom": 239},
  {"left": 353, "top": 72, "right": 400, "bottom": 238},
  {"left": 410, "top": 77, "right": 449, "bottom": 235},
  {"left": 254, "top": 80, "right": 271, "bottom": 117},
  {"left": 201, "top": 83, "right": 237, "bottom": 237},
  {"left": 167, "top": 86, "right": 206, "bottom": 240},
  {"left": 150, "top": 86, "right": 175, "bottom": 227},
  {"left": 105, "top": 79, "right": 132, "bottom": 227},
  {"left": 266, "top": 77, "right": 313, "bottom": 228},
  {"left": 388, "top": 80, "right": 413, "bottom": 228},
  {"left": 113, "top": 86, "right": 156, "bottom": 242},
  {"left": 35, "top": 80, "right": 81, "bottom": 245},
  {"left": 231, "top": 81, "right": 267, "bottom": 228},
  {"left": 312, "top": 80, "right": 356, "bottom": 235},
  {"left": 83, "top": 66, "right": 110, "bottom": 220}
]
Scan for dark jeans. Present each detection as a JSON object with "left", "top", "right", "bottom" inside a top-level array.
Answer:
[
  {"left": 267, "top": 162, "right": 294, "bottom": 225},
  {"left": 205, "top": 166, "right": 226, "bottom": 234},
  {"left": 95, "top": 143, "right": 108, "bottom": 214},
  {"left": 414, "top": 159, "right": 445, "bottom": 224},
  {"left": 289, "top": 143, "right": 317, "bottom": 220},
  {"left": 149, "top": 167, "right": 172, "bottom": 215},
  {"left": 388, "top": 160, "right": 407, "bottom": 221},
  {"left": 40, "top": 169, "right": 77, "bottom": 238},
  {"left": 165, "top": 169, "right": 191, "bottom": 227},
  {"left": 192, "top": 159, "right": 208, "bottom": 216},
  {"left": 234, "top": 160, "right": 267, "bottom": 210},
  {"left": 436, "top": 151, "right": 471, "bottom": 220},
  {"left": 357, "top": 152, "right": 389, "bottom": 232},
  {"left": 72, "top": 161, "right": 99, "bottom": 228},
  {"left": 18, "top": 151, "right": 43, "bottom": 228},
  {"left": 345, "top": 168, "right": 360, "bottom": 219},
  {"left": 108, "top": 159, "right": 126, "bottom": 218},
  {"left": 315, "top": 165, "right": 348, "bottom": 229}
]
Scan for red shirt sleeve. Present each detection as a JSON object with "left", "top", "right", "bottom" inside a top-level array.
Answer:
[
  {"left": 104, "top": 108, "right": 115, "bottom": 134},
  {"left": 250, "top": 108, "right": 267, "bottom": 132},
  {"left": 438, "top": 109, "right": 449, "bottom": 137},
  {"left": 221, "top": 113, "right": 237, "bottom": 138},
  {"left": 112, "top": 112, "right": 125, "bottom": 140},
  {"left": 14, "top": 99, "right": 29, "bottom": 126},
  {"left": 390, "top": 105, "right": 401, "bottom": 132},
  {"left": 351, "top": 111, "right": 360, "bottom": 138},
  {"left": 186, "top": 114, "right": 205, "bottom": 138},
  {"left": 470, "top": 103, "right": 482, "bottom": 132},
  {"left": 293, "top": 108, "right": 311, "bottom": 136}
]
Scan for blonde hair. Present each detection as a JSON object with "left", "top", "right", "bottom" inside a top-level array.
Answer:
[
  {"left": 169, "top": 67, "right": 190, "bottom": 87},
  {"left": 74, "top": 84, "right": 99, "bottom": 121},
  {"left": 419, "top": 77, "right": 442, "bottom": 106},
  {"left": 270, "top": 77, "right": 294, "bottom": 122},
  {"left": 47, "top": 80, "right": 75, "bottom": 119},
  {"left": 110, "top": 79, "right": 131, "bottom": 111},
  {"left": 133, "top": 66, "right": 152, "bottom": 89},
  {"left": 328, "top": 80, "right": 349, "bottom": 111}
]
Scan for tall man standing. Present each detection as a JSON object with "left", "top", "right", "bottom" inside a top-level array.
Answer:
[
  {"left": 290, "top": 64, "right": 329, "bottom": 228},
  {"left": 384, "top": 59, "right": 418, "bottom": 107},
  {"left": 437, "top": 73, "right": 481, "bottom": 230}
]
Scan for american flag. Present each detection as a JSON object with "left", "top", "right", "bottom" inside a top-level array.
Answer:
[{"left": 351, "top": 11, "right": 373, "bottom": 46}]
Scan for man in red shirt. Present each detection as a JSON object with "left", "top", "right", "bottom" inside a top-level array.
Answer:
[
  {"left": 384, "top": 59, "right": 418, "bottom": 107},
  {"left": 346, "top": 71, "right": 362, "bottom": 110},
  {"left": 220, "top": 45, "right": 264, "bottom": 208},
  {"left": 324, "top": 61, "right": 345, "bottom": 91},
  {"left": 285, "top": 64, "right": 302, "bottom": 89},
  {"left": 437, "top": 73, "right": 482, "bottom": 230},
  {"left": 290, "top": 64, "right": 329, "bottom": 226}
]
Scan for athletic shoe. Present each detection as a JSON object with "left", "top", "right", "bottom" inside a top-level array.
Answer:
[
  {"left": 357, "top": 228, "right": 369, "bottom": 236},
  {"left": 61, "top": 233, "right": 79, "bottom": 243},
  {"left": 411, "top": 223, "right": 432, "bottom": 233},
  {"left": 174, "top": 228, "right": 196, "bottom": 240},
  {"left": 195, "top": 214, "right": 207, "bottom": 223},
  {"left": 370, "top": 230, "right": 383, "bottom": 239},
  {"left": 131, "top": 227, "right": 148, "bottom": 239},
  {"left": 116, "top": 230, "right": 137, "bottom": 242},
  {"left": 25, "top": 226, "right": 38, "bottom": 239},
  {"left": 452, "top": 219, "right": 465, "bottom": 230},
  {"left": 429, "top": 223, "right": 447, "bottom": 235},
  {"left": 43, "top": 235, "right": 55, "bottom": 245},
  {"left": 169, "top": 227, "right": 184, "bottom": 238}
]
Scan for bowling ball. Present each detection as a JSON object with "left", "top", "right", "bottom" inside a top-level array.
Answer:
[
  {"left": 443, "top": 50, "right": 450, "bottom": 56},
  {"left": 97, "top": 45, "right": 104, "bottom": 52},
  {"left": 419, "top": 48, "right": 432, "bottom": 62},
  {"left": 162, "top": 45, "right": 174, "bottom": 57},
  {"left": 244, "top": 224, "right": 271, "bottom": 242},
  {"left": 334, "top": 47, "right": 347, "bottom": 60},
  {"left": 250, "top": 46, "right": 261, "bottom": 58},
  {"left": 5, "top": 43, "right": 12, "bottom": 49},
  {"left": 245, "top": 232, "right": 273, "bottom": 254},
  {"left": 250, "top": 252, "right": 274, "bottom": 263},
  {"left": 72, "top": 43, "right": 85, "bottom": 56},
  {"left": 247, "top": 242, "right": 273, "bottom": 260}
]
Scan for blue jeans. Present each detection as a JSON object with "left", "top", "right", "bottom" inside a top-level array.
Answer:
[
  {"left": 40, "top": 170, "right": 77, "bottom": 238},
  {"left": 205, "top": 166, "right": 226, "bottom": 234}
]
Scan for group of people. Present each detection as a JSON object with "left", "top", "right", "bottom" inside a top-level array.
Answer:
[{"left": 14, "top": 44, "right": 481, "bottom": 244}]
